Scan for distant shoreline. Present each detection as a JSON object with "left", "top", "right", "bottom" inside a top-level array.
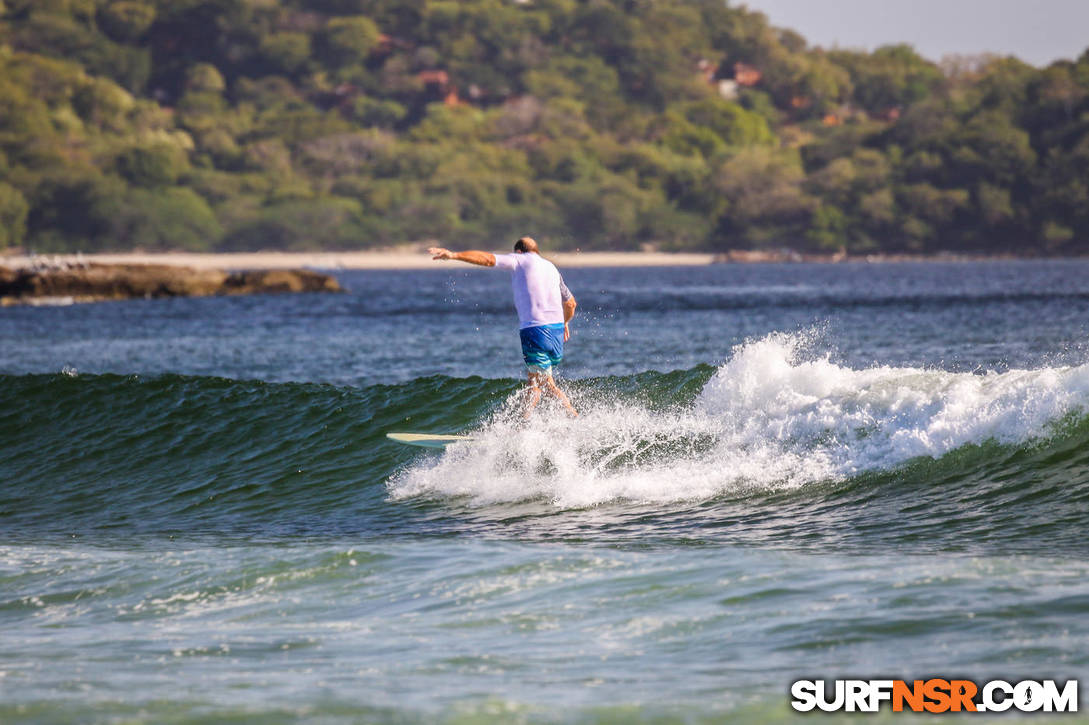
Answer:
[
  {"left": 1, "top": 250, "right": 714, "bottom": 270},
  {"left": 0, "top": 249, "right": 1059, "bottom": 271}
]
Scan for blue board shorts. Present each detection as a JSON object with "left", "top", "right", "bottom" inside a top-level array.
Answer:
[{"left": 519, "top": 323, "right": 565, "bottom": 373}]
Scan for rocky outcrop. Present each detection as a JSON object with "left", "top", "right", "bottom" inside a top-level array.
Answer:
[
  {"left": 221, "top": 269, "right": 343, "bottom": 295},
  {"left": 0, "top": 263, "right": 341, "bottom": 305}
]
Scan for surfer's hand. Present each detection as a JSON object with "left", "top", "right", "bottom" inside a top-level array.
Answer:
[
  {"left": 429, "top": 247, "right": 453, "bottom": 261},
  {"left": 563, "top": 323, "right": 570, "bottom": 342}
]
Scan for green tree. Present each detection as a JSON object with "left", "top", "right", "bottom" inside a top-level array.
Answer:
[
  {"left": 317, "top": 16, "right": 380, "bottom": 68},
  {"left": 115, "top": 143, "right": 190, "bottom": 187},
  {"left": 0, "top": 181, "right": 29, "bottom": 249},
  {"left": 713, "top": 148, "right": 816, "bottom": 247},
  {"left": 807, "top": 203, "right": 848, "bottom": 250},
  {"left": 946, "top": 112, "right": 1035, "bottom": 188},
  {"left": 523, "top": 55, "right": 623, "bottom": 127},
  {"left": 221, "top": 197, "right": 367, "bottom": 251},
  {"left": 102, "top": 187, "right": 221, "bottom": 251},
  {"left": 830, "top": 44, "right": 944, "bottom": 113},
  {"left": 259, "top": 32, "right": 312, "bottom": 76},
  {"left": 97, "top": 1, "right": 156, "bottom": 42},
  {"left": 675, "top": 98, "right": 775, "bottom": 148},
  {"left": 347, "top": 96, "right": 406, "bottom": 128},
  {"left": 72, "top": 76, "right": 135, "bottom": 131},
  {"left": 185, "top": 63, "right": 225, "bottom": 94}
]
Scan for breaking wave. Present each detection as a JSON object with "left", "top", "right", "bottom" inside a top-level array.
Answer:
[{"left": 390, "top": 332, "right": 1089, "bottom": 507}]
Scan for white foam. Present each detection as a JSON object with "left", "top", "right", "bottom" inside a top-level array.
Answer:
[{"left": 388, "top": 332, "right": 1089, "bottom": 507}]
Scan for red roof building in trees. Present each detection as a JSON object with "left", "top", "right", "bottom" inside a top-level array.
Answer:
[
  {"left": 417, "top": 70, "right": 462, "bottom": 106},
  {"left": 733, "top": 62, "right": 762, "bottom": 87}
]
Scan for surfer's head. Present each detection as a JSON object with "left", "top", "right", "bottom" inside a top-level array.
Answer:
[{"left": 513, "top": 237, "right": 539, "bottom": 254}]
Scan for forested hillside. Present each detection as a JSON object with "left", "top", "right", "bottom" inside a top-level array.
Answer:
[{"left": 1, "top": 0, "right": 1088, "bottom": 254}]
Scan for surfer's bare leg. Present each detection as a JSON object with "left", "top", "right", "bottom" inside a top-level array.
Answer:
[
  {"left": 526, "top": 369, "right": 577, "bottom": 418},
  {"left": 549, "top": 379, "right": 578, "bottom": 417},
  {"left": 523, "top": 373, "right": 544, "bottom": 419}
]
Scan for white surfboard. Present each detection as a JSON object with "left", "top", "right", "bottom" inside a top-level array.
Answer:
[{"left": 386, "top": 432, "right": 474, "bottom": 449}]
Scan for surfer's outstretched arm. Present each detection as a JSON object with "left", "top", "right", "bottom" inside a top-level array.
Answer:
[{"left": 429, "top": 247, "right": 495, "bottom": 267}]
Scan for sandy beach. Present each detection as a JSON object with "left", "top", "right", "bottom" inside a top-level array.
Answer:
[{"left": 1, "top": 250, "right": 717, "bottom": 271}]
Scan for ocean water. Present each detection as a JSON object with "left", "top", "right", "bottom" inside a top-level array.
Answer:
[{"left": 2, "top": 261, "right": 1089, "bottom": 723}]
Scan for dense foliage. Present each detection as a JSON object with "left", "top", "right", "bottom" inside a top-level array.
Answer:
[{"left": 1, "top": 0, "right": 1088, "bottom": 254}]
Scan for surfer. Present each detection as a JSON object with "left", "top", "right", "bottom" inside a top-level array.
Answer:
[{"left": 428, "top": 237, "right": 579, "bottom": 417}]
